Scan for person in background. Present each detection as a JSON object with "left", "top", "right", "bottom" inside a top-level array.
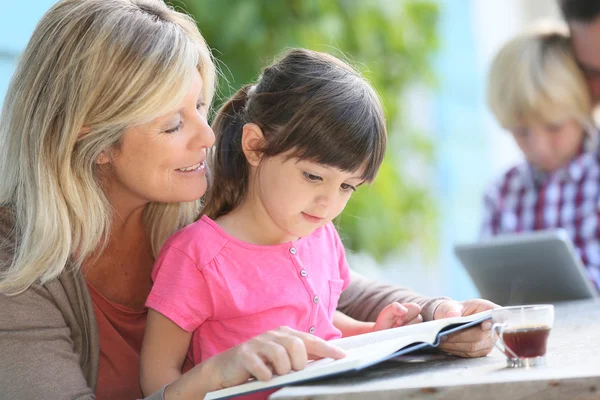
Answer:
[
  {"left": 483, "top": 24, "right": 600, "bottom": 291},
  {"left": 560, "top": 0, "right": 600, "bottom": 105}
]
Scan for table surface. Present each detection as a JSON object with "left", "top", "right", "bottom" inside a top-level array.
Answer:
[{"left": 271, "top": 299, "right": 600, "bottom": 400}]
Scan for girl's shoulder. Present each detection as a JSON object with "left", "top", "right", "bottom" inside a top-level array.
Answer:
[{"left": 158, "top": 215, "right": 230, "bottom": 267}]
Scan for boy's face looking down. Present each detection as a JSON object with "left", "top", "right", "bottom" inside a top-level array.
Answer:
[{"left": 510, "top": 119, "right": 586, "bottom": 173}]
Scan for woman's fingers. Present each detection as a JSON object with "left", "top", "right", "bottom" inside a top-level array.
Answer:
[
  {"left": 441, "top": 325, "right": 489, "bottom": 344},
  {"left": 438, "top": 331, "right": 495, "bottom": 357}
]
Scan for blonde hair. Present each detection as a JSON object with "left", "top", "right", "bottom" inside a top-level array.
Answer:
[
  {"left": 0, "top": 0, "right": 216, "bottom": 295},
  {"left": 487, "top": 23, "right": 593, "bottom": 130}
]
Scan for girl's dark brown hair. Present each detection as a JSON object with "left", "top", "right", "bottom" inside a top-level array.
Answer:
[{"left": 203, "top": 48, "right": 387, "bottom": 219}]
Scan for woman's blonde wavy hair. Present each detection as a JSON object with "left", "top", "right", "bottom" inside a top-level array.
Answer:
[{"left": 0, "top": 0, "right": 216, "bottom": 295}]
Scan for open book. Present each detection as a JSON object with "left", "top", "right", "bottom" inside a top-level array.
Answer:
[{"left": 205, "top": 310, "right": 492, "bottom": 399}]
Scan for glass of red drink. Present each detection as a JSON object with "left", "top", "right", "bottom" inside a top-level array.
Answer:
[{"left": 491, "top": 305, "right": 554, "bottom": 368}]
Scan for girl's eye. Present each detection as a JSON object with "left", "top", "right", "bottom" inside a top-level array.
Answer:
[
  {"left": 340, "top": 183, "right": 357, "bottom": 193},
  {"left": 196, "top": 101, "right": 206, "bottom": 111},
  {"left": 164, "top": 121, "right": 182, "bottom": 134},
  {"left": 303, "top": 172, "right": 322, "bottom": 182}
]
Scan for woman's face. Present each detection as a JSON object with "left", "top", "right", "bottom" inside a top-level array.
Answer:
[{"left": 99, "top": 69, "right": 214, "bottom": 210}]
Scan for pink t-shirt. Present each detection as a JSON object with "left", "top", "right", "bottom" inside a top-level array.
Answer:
[{"left": 146, "top": 215, "right": 350, "bottom": 365}]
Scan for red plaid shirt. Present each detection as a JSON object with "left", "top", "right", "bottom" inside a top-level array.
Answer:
[{"left": 481, "top": 142, "right": 600, "bottom": 292}]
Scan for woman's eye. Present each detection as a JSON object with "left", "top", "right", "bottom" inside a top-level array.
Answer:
[
  {"left": 303, "top": 172, "right": 322, "bottom": 182},
  {"left": 196, "top": 101, "right": 206, "bottom": 111},
  {"left": 164, "top": 121, "right": 182, "bottom": 134},
  {"left": 340, "top": 183, "right": 356, "bottom": 193}
]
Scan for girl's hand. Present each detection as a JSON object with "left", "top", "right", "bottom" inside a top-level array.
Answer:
[
  {"left": 373, "top": 302, "right": 423, "bottom": 331},
  {"left": 213, "top": 326, "right": 346, "bottom": 389}
]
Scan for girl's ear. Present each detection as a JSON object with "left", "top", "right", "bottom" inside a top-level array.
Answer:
[{"left": 241, "top": 123, "right": 265, "bottom": 166}]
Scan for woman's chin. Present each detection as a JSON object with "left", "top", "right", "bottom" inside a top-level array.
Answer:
[{"left": 159, "top": 188, "right": 207, "bottom": 204}]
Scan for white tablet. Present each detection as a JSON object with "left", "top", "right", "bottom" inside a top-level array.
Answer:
[{"left": 454, "top": 229, "right": 598, "bottom": 305}]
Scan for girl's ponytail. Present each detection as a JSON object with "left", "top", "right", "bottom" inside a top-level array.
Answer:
[{"left": 202, "top": 84, "right": 253, "bottom": 218}]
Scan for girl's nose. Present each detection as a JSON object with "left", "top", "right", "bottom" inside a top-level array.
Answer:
[{"left": 315, "top": 193, "right": 331, "bottom": 208}]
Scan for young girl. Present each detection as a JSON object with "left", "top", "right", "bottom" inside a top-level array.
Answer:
[
  {"left": 483, "top": 24, "right": 600, "bottom": 291},
  {"left": 140, "top": 49, "right": 422, "bottom": 396}
]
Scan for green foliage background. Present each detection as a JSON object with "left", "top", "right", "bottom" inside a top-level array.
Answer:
[{"left": 170, "top": 0, "right": 439, "bottom": 260}]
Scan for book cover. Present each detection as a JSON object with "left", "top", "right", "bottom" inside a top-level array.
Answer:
[{"left": 205, "top": 310, "right": 493, "bottom": 399}]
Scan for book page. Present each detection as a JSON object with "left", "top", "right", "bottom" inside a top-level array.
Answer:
[
  {"left": 204, "top": 310, "right": 491, "bottom": 400},
  {"left": 205, "top": 333, "right": 425, "bottom": 400}
]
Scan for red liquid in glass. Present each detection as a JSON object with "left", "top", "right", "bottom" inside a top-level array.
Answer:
[{"left": 502, "top": 326, "right": 551, "bottom": 358}]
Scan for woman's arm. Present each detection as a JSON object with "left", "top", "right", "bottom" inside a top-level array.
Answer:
[
  {"left": 337, "top": 270, "right": 449, "bottom": 322},
  {"left": 0, "top": 285, "right": 96, "bottom": 399}
]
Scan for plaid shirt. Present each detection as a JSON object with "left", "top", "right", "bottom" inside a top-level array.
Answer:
[{"left": 481, "top": 142, "right": 600, "bottom": 292}]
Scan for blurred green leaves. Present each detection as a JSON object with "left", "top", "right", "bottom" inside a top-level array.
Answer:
[{"left": 171, "top": 0, "right": 439, "bottom": 261}]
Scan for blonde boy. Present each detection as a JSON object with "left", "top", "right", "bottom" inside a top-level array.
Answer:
[{"left": 483, "top": 25, "right": 599, "bottom": 291}]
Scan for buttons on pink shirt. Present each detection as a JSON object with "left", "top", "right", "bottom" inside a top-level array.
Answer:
[
  {"left": 300, "top": 269, "right": 307, "bottom": 277},
  {"left": 289, "top": 247, "right": 297, "bottom": 255},
  {"left": 309, "top": 326, "right": 316, "bottom": 334},
  {"left": 313, "top": 295, "right": 319, "bottom": 304}
]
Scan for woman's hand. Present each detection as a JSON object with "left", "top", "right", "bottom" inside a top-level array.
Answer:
[
  {"left": 373, "top": 302, "right": 423, "bottom": 331},
  {"left": 434, "top": 299, "right": 498, "bottom": 358}
]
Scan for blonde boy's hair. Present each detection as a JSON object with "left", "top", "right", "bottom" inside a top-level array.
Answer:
[
  {"left": 487, "top": 23, "right": 593, "bottom": 130},
  {"left": 0, "top": 0, "right": 216, "bottom": 295}
]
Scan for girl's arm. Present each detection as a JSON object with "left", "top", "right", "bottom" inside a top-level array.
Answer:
[
  {"left": 333, "top": 302, "right": 423, "bottom": 337},
  {"left": 140, "top": 309, "right": 201, "bottom": 396},
  {"left": 141, "top": 310, "right": 348, "bottom": 399},
  {"left": 333, "top": 311, "right": 375, "bottom": 336}
]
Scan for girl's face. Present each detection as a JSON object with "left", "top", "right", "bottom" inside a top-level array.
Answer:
[
  {"left": 98, "top": 69, "right": 214, "bottom": 210},
  {"left": 253, "top": 154, "right": 365, "bottom": 241},
  {"left": 510, "top": 119, "right": 586, "bottom": 173}
]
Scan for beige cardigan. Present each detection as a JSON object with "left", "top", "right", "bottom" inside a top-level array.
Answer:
[{"left": 0, "top": 209, "right": 447, "bottom": 399}]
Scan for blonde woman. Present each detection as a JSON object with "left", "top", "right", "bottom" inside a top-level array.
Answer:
[
  {"left": 0, "top": 0, "right": 495, "bottom": 398},
  {"left": 484, "top": 24, "right": 600, "bottom": 291}
]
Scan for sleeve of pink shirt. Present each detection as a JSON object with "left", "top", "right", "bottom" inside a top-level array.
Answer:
[
  {"left": 331, "top": 224, "right": 351, "bottom": 291},
  {"left": 146, "top": 244, "right": 213, "bottom": 332}
]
